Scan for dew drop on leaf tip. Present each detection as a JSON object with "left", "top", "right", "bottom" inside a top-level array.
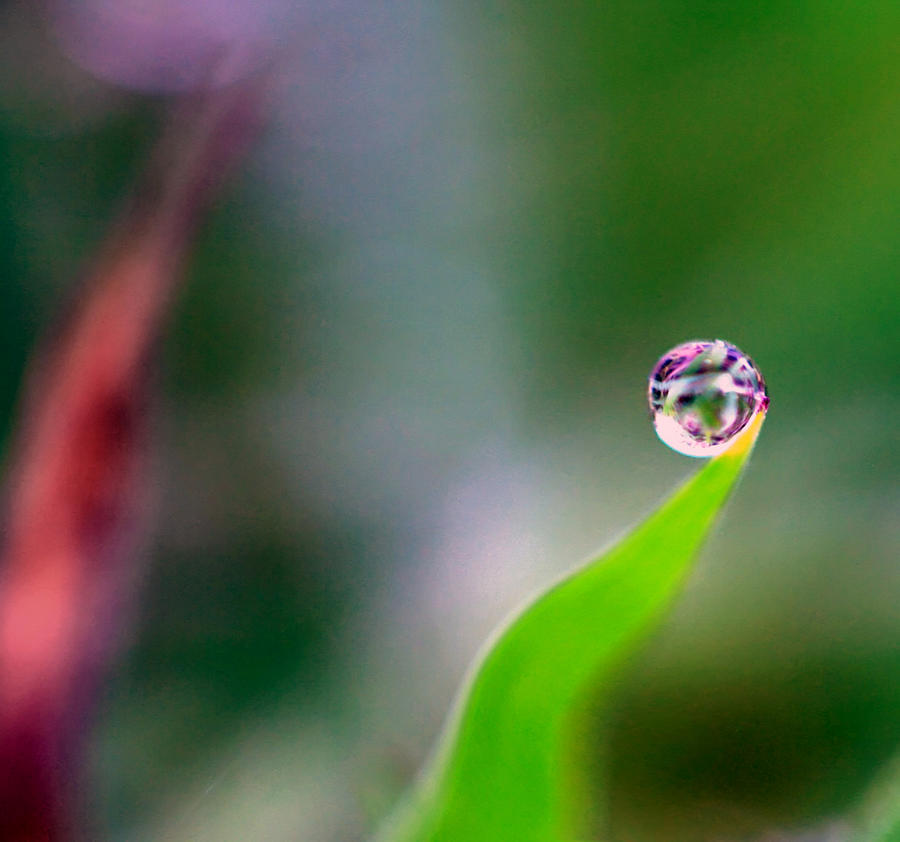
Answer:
[{"left": 648, "top": 339, "right": 768, "bottom": 457}]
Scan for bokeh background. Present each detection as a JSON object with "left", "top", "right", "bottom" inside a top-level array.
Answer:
[{"left": 1, "top": 2, "right": 898, "bottom": 840}]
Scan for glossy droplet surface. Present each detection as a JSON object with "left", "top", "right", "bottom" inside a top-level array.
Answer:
[{"left": 648, "top": 339, "right": 768, "bottom": 457}]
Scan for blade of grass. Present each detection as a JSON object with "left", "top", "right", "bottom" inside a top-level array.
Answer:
[{"left": 377, "top": 412, "right": 765, "bottom": 842}]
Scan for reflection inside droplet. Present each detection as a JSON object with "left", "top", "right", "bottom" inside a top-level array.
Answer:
[{"left": 648, "top": 339, "right": 768, "bottom": 457}]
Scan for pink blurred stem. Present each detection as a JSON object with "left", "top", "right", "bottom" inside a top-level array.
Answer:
[{"left": 0, "top": 80, "right": 265, "bottom": 841}]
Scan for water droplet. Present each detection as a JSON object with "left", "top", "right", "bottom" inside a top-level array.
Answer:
[{"left": 648, "top": 339, "right": 768, "bottom": 457}]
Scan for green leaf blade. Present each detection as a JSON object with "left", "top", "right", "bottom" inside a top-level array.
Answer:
[{"left": 378, "top": 413, "right": 765, "bottom": 842}]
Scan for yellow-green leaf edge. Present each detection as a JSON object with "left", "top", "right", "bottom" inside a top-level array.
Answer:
[{"left": 376, "top": 413, "right": 765, "bottom": 842}]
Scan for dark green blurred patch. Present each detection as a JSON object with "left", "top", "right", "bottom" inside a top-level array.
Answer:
[
  {"left": 97, "top": 523, "right": 359, "bottom": 830},
  {"left": 603, "top": 645, "right": 900, "bottom": 841},
  {"left": 493, "top": 1, "right": 900, "bottom": 415},
  {"left": 4, "top": 102, "right": 158, "bottom": 279},
  {"left": 591, "top": 539, "right": 900, "bottom": 841},
  {"left": 168, "top": 198, "right": 316, "bottom": 399}
]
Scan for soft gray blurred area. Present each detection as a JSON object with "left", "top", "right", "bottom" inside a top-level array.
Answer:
[{"left": 0, "top": 1, "right": 897, "bottom": 840}]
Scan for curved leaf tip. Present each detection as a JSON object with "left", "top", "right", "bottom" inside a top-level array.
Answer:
[{"left": 377, "top": 412, "right": 765, "bottom": 842}]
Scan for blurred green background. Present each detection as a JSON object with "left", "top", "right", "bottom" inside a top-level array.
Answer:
[{"left": 0, "top": 1, "right": 898, "bottom": 840}]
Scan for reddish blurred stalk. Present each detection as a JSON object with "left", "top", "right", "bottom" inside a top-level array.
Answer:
[{"left": 0, "top": 79, "right": 265, "bottom": 841}]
